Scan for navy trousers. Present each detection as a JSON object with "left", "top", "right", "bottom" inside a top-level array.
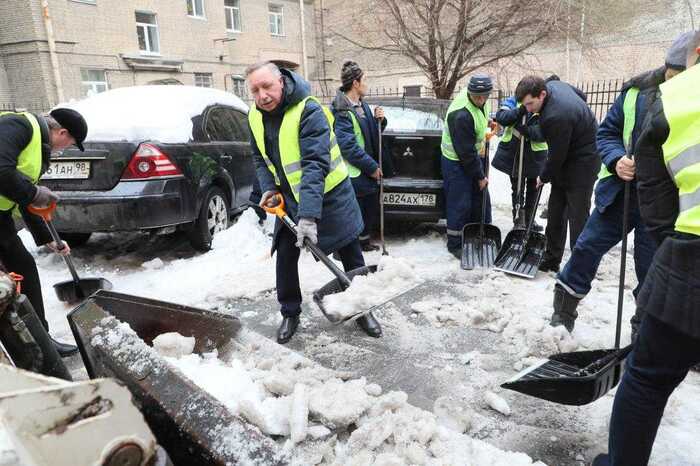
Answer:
[
  {"left": 594, "top": 315, "right": 700, "bottom": 466},
  {"left": 276, "top": 226, "right": 365, "bottom": 317},
  {"left": 356, "top": 191, "right": 379, "bottom": 244},
  {"left": 442, "top": 156, "right": 491, "bottom": 251}
]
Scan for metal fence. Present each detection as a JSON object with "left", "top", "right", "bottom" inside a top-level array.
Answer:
[{"left": 0, "top": 103, "right": 51, "bottom": 115}]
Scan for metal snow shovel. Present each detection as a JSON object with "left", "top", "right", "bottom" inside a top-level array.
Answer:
[
  {"left": 461, "top": 138, "right": 501, "bottom": 269},
  {"left": 27, "top": 202, "right": 112, "bottom": 303},
  {"left": 501, "top": 175, "right": 635, "bottom": 405},
  {"left": 262, "top": 194, "right": 377, "bottom": 325},
  {"left": 493, "top": 185, "right": 547, "bottom": 278}
]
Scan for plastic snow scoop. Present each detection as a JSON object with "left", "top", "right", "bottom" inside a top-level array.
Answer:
[
  {"left": 461, "top": 136, "right": 501, "bottom": 270},
  {"left": 493, "top": 185, "right": 547, "bottom": 279},
  {"left": 502, "top": 169, "right": 636, "bottom": 405},
  {"left": 28, "top": 202, "right": 112, "bottom": 303},
  {"left": 262, "top": 194, "right": 378, "bottom": 324}
]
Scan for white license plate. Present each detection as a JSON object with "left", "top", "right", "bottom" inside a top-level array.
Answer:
[
  {"left": 41, "top": 160, "right": 91, "bottom": 180},
  {"left": 383, "top": 192, "right": 436, "bottom": 207}
]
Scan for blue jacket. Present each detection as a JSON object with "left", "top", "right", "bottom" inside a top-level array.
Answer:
[
  {"left": 492, "top": 96, "right": 547, "bottom": 179},
  {"left": 595, "top": 67, "right": 665, "bottom": 212},
  {"left": 329, "top": 90, "right": 390, "bottom": 196},
  {"left": 249, "top": 69, "right": 363, "bottom": 254}
]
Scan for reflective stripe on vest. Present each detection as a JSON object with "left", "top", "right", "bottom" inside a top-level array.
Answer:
[
  {"left": 248, "top": 96, "right": 348, "bottom": 202},
  {"left": 598, "top": 87, "right": 640, "bottom": 180},
  {"left": 660, "top": 65, "right": 700, "bottom": 236},
  {"left": 441, "top": 89, "right": 490, "bottom": 161},
  {"left": 499, "top": 104, "right": 549, "bottom": 153},
  {"left": 346, "top": 111, "right": 365, "bottom": 178},
  {"left": 0, "top": 112, "right": 43, "bottom": 212}
]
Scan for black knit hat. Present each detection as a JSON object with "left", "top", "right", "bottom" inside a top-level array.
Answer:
[
  {"left": 665, "top": 31, "right": 697, "bottom": 71},
  {"left": 341, "top": 61, "right": 363, "bottom": 91},
  {"left": 50, "top": 108, "right": 88, "bottom": 151},
  {"left": 467, "top": 74, "right": 493, "bottom": 95}
]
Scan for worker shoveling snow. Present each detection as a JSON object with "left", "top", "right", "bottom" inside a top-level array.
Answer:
[
  {"left": 321, "top": 256, "right": 421, "bottom": 321},
  {"left": 151, "top": 331, "right": 544, "bottom": 466}
]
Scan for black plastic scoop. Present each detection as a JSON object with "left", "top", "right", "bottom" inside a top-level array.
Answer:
[{"left": 28, "top": 202, "right": 112, "bottom": 303}]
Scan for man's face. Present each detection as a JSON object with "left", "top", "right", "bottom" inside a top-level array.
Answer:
[
  {"left": 247, "top": 67, "right": 284, "bottom": 112},
  {"left": 469, "top": 93, "right": 489, "bottom": 108},
  {"left": 50, "top": 128, "right": 76, "bottom": 152},
  {"left": 522, "top": 90, "right": 547, "bottom": 114}
]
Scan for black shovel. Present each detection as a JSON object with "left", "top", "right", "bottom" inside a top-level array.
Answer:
[
  {"left": 501, "top": 176, "right": 635, "bottom": 405},
  {"left": 461, "top": 138, "right": 501, "bottom": 269},
  {"left": 262, "top": 194, "right": 378, "bottom": 325},
  {"left": 493, "top": 185, "right": 547, "bottom": 278},
  {"left": 28, "top": 202, "right": 112, "bottom": 303}
]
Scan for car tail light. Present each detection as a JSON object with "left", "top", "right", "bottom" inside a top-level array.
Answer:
[{"left": 121, "top": 143, "right": 182, "bottom": 180}]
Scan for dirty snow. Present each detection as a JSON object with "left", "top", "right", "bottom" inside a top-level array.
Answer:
[
  {"left": 152, "top": 332, "right": 196, "bottom": 358},
  {"left": 59, "top": 85, "right": 248, "bottom": 143}
]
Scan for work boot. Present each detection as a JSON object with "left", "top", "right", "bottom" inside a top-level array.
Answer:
[
  {"left": 50, "top": 337, "right": 78, "bottom": 357},
  {"left": 276, "top": 316, "right": 300, "bottom": 344},
  {"left": 550, "top": 284, "right": 580, "bottom": 332},
  {"left": 361, "top": 241, "right": 380, "bottom": 252},
  {"left": 539, "top": 259, "right": 560, "bottom": 273},
  {"left": 356, "top": 312, "right": 382, "bottom": 337},
  {"left": 530, "top": 220, "right": 544, "bottom": 233},
  {"left": 447, "top": 247, "right": 461, "bottom": 260}
]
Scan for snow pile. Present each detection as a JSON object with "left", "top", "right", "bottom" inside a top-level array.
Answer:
[
  {"left": 60, "top": 85, "right": 248, "bottom": 143},
  {"left": 381, "top": 106, "right": 444, "bottom": 132},
  {"left": 152, "top": 332, "right": 196, "bottom": 358},
  {"left": 322, "top": 256, "right": 420, "bottom": 319}
]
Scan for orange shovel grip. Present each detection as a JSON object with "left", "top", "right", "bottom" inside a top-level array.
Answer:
[
  {"left": 27, "top": 201, "right": 57, "bottom": 222},
  {"left": 261, "top": 193, "right": 287, "bottom": 218}
]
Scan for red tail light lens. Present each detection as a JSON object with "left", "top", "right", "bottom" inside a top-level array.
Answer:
[{"left": 121, "top": 143, "right": 182, "bottom": 180}]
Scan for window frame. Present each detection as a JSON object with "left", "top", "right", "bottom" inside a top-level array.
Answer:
[
  {"left": 268, "top": 4, "right": 284, "bottom": 36},
  {"left": 135, "top": 12, "right": 161, "bottom": 55},
  {"left": 194, "top": 72, "right": 213, "bottom": 88},
  {"left": 224, "top": 0, "right": 242, "bottom": 32},
  {"left": 186, "top": 0, "right": 206, "bottom": 19},
  {"left": 80, "top": 69, "right": 108, "bottom": 97},
  {"left": 231, "top": 76, "right": 247, "bottom": 99}
]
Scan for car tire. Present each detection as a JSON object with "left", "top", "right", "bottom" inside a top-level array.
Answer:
[
  {"left": 188, "top": 187, "right": 230, "bottom": 251},
  {"left": 57, "top": 232, "right": 92, "bottom": 247}
]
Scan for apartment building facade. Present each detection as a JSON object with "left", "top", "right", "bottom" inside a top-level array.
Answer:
[{"left": 0, "top": 0, "right": 316, "bottom": 110}]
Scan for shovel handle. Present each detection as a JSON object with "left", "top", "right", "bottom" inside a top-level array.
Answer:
[
  {"left": 262, "top": 194, "right": 352, "bottom": 289},
  {"left": 28, "top": 202, "right": 81, "bottom": 284},
  {"left": 27, "top": 201, "right": 57, "bottom": 222}
]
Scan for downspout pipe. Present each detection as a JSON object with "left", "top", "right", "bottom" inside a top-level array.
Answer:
[{"left": 299, "top": 0, "right": 308, "bottom": 79}]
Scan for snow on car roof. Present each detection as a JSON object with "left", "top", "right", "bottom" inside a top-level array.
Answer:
[{"left": 58, "top": 85, "right": 249, "bottom": 144}]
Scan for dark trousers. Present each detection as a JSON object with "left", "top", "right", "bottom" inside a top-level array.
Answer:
[
  {"left": 0, "top": 234, "right": 48, "bottom": 330},
  {"left": 510, "top": 176, "right": 538, "bottom": 223},
  {"left": 543, "top": 182, "right": 594, "bottom": 266},
  {"left": 442, "top": 157, "right": 492, "bottom": 251},
  {"left": 598, "top": 315, "right": 700, "bottom": 466},
  {"left": 356, "top": 191, "right": 379, "bottom": 243},
  {"left": 276, "top": 226, "right": 365, "bottom": 317}
]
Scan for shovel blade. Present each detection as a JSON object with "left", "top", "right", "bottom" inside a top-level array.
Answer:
[
  {"left": 54, "top": 277, "right": 113, "bottom": 304},
  {"left": 312, "top": 265, "right": 377, "bottom": 324},
  {"left": 501, "top": 346, "right": 632, "bottom": 405},
  {"left": 494, "top": 229, "right": 547, "bottom": 279},
  {"left": 461, "top": 224, "right": 502, "bottom": 270}
]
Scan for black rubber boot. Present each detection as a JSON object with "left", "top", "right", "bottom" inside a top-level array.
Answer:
[
  {"left": 539, "top": 259, "right": 560, "bottom": 273},
  {"left": 447, "top": 247, "right": 461, "bottom": 260},
  {"left": 360, "top": 241, "right": 380, "bottom": 252},
  {"left": 276, "top": 316, "right": 300, "bottom": 344},
  {"left": 550, "top": 284, "right": 580, "bottom": 332},
  {"left": 356, "top": 312, "right": 382, "bottom": 337},
  {"left": 50, "top": 337, "right": 78, "bottom": 357}
]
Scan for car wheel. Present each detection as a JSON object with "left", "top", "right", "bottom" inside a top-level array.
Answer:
[
  {"left": 188, "top": 187, "right": 230, "bottom": 251},
  {"left": 57, "top": 232, "right": 92, "bottom": 247}
]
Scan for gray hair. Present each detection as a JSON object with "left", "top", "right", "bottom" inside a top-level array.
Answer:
[
  {"left": 43, "top": 114, "right": 63, "bottom": 131},
  {"left": 244, "top": 61, "right": 282, "bottom": 79}
]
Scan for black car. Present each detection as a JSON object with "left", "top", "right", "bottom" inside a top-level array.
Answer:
[
  {"left": 41, "top": 86, "right": 256, "bottom": 251},
  {"left": 367, "top": 97, "right": 449, "bottom": 223}
]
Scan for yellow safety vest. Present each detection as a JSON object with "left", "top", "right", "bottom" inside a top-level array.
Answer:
[
  {"left": 441, "top": 88, "right": 490, "bottom": 161},
  {"left": 0, "top": 112, "right": 43, "bottom": 212},
  {"left": 598, "top": 87, "right": 640, "bottom": 180},
  {"left": 659, "top": 65, "right": 700, "bottom": 236},
  {"left": 345, "top": 110, "right": 365, "bottom": 178},
  {"left": 248, "top": 96, "right": 348, "bottom": 202},
  {"left": 499, "top": 104, "right": 548, "bottom": 153}
]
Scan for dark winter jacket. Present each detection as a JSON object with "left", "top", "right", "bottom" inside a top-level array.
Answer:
[
  {"left": 249, "top": 69, "right": 363, "bottom": 254},
  {"left": 635, "top": 90, "right": 700, "bottom": 339},
  {"left": 594, "top": 67, "right": 665, "bottom": 212},
  {"left": 329, "top": 90, "right": 390, "bottom": 197},
  {"left": 538, "top": 80, "right": 600, "bottom": 187},
  {"left": 0, "top": 113, "right": 52, "bottom": 246},
  {"left": 446, "top": 100, "right": 487, "bottom": 180},
  {"left": 492, "top": 96, "right": 547, "bottom": 179}
]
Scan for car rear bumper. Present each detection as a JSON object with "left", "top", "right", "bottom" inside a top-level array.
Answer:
[
  {"left": 382, "top": 177, "right": 445, "bottom": 223},
  {"left": 50, "top": 178, "right": 196, "bottom": 233}
]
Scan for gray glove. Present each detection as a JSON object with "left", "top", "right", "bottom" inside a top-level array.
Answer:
[
  {"left": 296, "top": 218, "right": 318, "bottom": 248},
  {"left": 259, "top": 190, "right": 280, "bottom": 208},
  {"left": 31, "top": 185, "right": 59, "bottom": 208}
]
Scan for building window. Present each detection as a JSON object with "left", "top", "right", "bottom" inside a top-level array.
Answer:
[
  {"left": 195, "top": 73, "right": 213, "bottom": 88},
  {"left": 136, "top": 12, "right": 160, "bottom": 54},
  {"left": 224, "top": 0, "right": 241, "bottom": 32},
  {"left": 268, "top": 4, "right": 283, "bottom": 36},
  {"left": 187, "top": 0, "right": 205, "bottom": 18},
  {"left": 231, "top": 76, "right": 246, "bottom": 98},
  {"left": 403, "top": 85, "right": 422, "bottom": 97},
  {"left": 81, "top": 69, "right": 108, "bottom": 97}
]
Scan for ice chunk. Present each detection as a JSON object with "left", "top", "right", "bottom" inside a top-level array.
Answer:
[
  {"left": 152, "top": 332, "right": 195, "bottom": 358},
  {"left": 484, "top": 391, "right": 511, "bottom": 416},
  {"left": 142, "top": 258, "right": 164, "bottom": 270},
  {"left": 309, "top": 378, "right": 371, "bottom": 428},
  {"left": 290, "top": 384, "right": 310, "bottom": 444}
]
